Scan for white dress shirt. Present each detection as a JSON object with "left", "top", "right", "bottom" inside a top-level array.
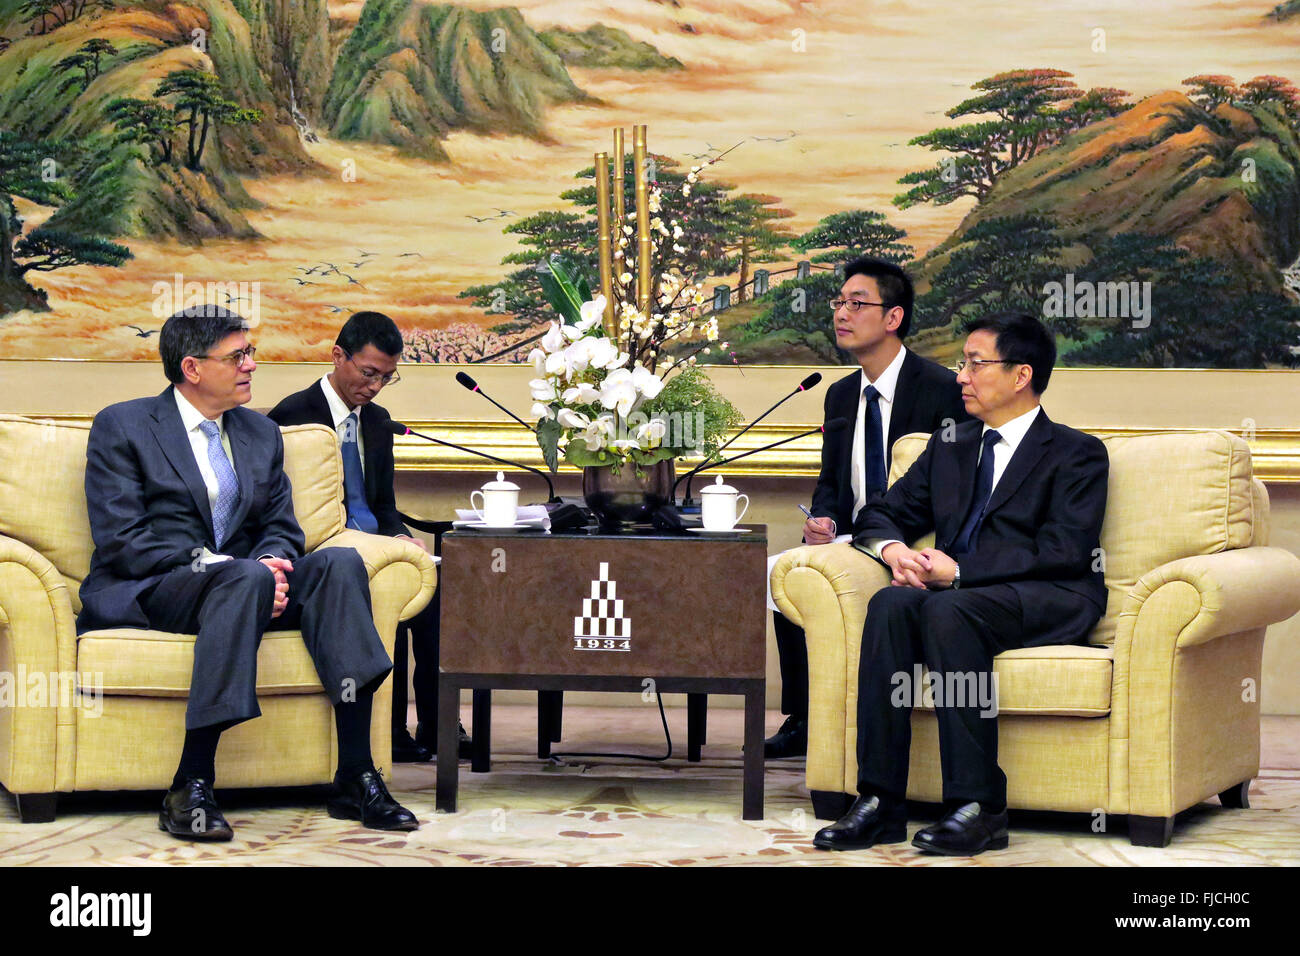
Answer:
[
  {"left": 867, "top": 404, "right": 1043, "bottom": 560},
  {"left": 850, "top": 345, "right": 907, "bottom": 525},
  {"left": 173, "top": 388, "right": 236, "bottom": 564},
  {"left": 320, "top": 375, "right": 364, "bottom": 476}
]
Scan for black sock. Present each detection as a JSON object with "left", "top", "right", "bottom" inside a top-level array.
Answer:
[
  {"left": 335, "top": 691, "right": 375, "bottom": 779},
  {"left": 172, "top": 724, "right": 223, "bottom": 789}
]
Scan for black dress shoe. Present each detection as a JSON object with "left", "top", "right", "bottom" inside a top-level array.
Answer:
[
  {"left": 764, "top": 715, "right": 808, "bottom": 759},
  {"left": 911, "top": 802, "right": 1009, "bottom": 855},
  {"left": 812, "top": 795, "right": 907, "bottom": 851},
  {"left": 327, "top": 768, "right": 419, "bottom": 831},
  {"left": 416, "top": 721, "right": 473, "bottom": 760},
  {"left": 392, "top": 728, "right": 433, "bottom": 763},
  {"left": 158, "top": 777, "right": 233, "bottom": 842}
]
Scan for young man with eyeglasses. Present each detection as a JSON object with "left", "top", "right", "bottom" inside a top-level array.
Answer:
[
  {"left": 268, "top": 311, "right": 471, "bottom": 763},
  {"left": 766, "top": 257, "right": 969, "bottom": 759},
  {"left": 813, "top": 312, "right": 1109, "bottom": 855},
  {"left": 78, "top": 307, "right": 417, "bottom": 840}
]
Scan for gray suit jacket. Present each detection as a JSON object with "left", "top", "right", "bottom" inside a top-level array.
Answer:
[{"left": 77, "top": 386, "right": 305, "bottom": 633}]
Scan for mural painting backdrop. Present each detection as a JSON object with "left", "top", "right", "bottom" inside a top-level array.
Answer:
[{"left": 2, "top": 0, "right": 1300, "bottom": 369}]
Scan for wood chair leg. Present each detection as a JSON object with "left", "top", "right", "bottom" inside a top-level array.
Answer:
[
  {"left": 1219, "top": 780, "right": 1251, "bottom": 809},
  {"left": 16, "top": 792, "right": 57, "bottom": 823},
  {"left": 1128, "top": 814, "right": 1174, "bottom": 847}
]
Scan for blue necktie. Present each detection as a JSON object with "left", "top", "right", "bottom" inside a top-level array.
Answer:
[
  {"left": 951, "top": 429, "right": 1002, "bottom": 556},
  {"left": 198, "top": 420, "right": 240, "bottom": 548},
  {"left": 862, "top": 385, "right": 887, "bottom": 496},
  {"left": 341, "top": 412, "right": 379, "bottom": 534}
]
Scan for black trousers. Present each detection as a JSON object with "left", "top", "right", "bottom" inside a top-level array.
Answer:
[
  {"left": 143, "top": 550, "right": 393, "bottom": 731},
  {"left": 772, "top": 611, "right": 808, "bottom": 720},
  {"left": 856, "top": 584, "right": 1024, "bottom": 808},
  {"left": 392, "top": 597, "right": 439, "bottom": 735}
]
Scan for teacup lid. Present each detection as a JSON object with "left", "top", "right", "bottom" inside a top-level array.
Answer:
[
  {"left": 482, "top": 471, "right": 519, "bottom": 491},
  {"left": 700, "top": 474, "right": 737, "bottom": 494}
]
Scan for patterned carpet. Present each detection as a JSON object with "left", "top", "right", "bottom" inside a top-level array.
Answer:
[{"left": 3, "top": 709, "right": 1298, "bottom": 867}]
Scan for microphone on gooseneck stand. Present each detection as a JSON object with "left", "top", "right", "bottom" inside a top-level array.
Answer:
[
  {"left": 385, "top": 420, "right": 561, "bottom": 504},
  {"left": 672, "top": 417, "right": 850, "bottom": 502},
  {"left": 455, "top": 371, "right": 537, "bottom": 434},
  {"left": 680, "top": 372, "right": 824, "bottom": 508}
]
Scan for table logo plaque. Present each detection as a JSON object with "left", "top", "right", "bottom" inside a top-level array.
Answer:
[{"left": 573, "top": 562, "right": 632, "bottom": 652}]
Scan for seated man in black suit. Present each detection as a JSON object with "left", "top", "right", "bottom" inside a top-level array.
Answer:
[
  {"left": 813, "top": 312, "right": 1108, "bottom": 855},
  {"left": 78, "top": 307, "right": 417, "bottom": 841},
  {"left": 267, "top": 311, "right": 470, "bottom": 762},
  {"left": 766, "top": 257, "right": 969, "bottom": 758}
]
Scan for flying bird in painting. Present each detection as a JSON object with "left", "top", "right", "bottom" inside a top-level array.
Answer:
[{"left": 125, "top": 325, "right": 158, "bottom": 338}]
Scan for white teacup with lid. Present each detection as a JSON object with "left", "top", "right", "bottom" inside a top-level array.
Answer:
[
  {"left": 471, "top": 471, "right": 520, "bottom": 528},
  {"left": 700, "top": 474, "right": 749, "bottom": 531}
]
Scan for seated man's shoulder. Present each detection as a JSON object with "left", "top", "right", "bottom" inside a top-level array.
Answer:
[
  {"left": 1050, "top": 420, "right": 1108, "bottom": 460},
  {"left": 908, "top": 351, "right": 958, "bottom": 384},
  {"left": 826, "top": 369, "right": 861, "bottom": 399},
  {"left": 229, "top": 404, "right": 284, "bottom": 439},
  {"left": 92, "top": 394, "right": 160, "bottom": 428}
]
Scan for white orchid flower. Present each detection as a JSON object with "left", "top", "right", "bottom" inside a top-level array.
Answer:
[
  {"left": 556, "top": 408, "right": 590, "bottom": 430},
  {"left": 544, "top": 351, "right": 569, "bottom": 377},
  {"left": 599, "top": 369, "right": 639, "bottom": 418},
  {"left": 577, "top": 295, "right": 607, "bottom": 333},
  {"left": 579, "top": 413, "right": 617, "bottom": 450},
  {"left": 610, "top": 438, "right": 643, "bottom": 451},
  {"left": 531, "top": 402, "right": 556, "bottom": 421},
  {"left": 631, "top": 364, "right": 664, "bottom": 401},
  {"left": 635, "top": 418, "right": 668, "bottom": 446},
  {"left": 528, "top": 347, "right": 546, "bottom": 375},
  {"left": 587, "top": 336, "right": 621, "bottom": 371},
  {"left": 529, "top": 378, "right": 557, "bottom": 402},
  {"left": 562, "top": 382, "right": 601, "bottom": 405},
  {"left": 541, "top": 321, "right": 565, "bottom": 353}
]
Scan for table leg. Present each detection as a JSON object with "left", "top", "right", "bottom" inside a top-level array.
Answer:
[
  {"left": 537, "top": 690, "right": 555, "bottom": 758},
  {"left": 687, "top": 693, "right": 707, "bottom": 762},
  {"left": 742, "top": 681, "right": 765, "bottom": 820},
  {"left": 549, "top": 690, "right": 564, "bottom": 742},
  {"left": 436, "top": 675, "right": 459, "bottom": 813},
  {"left": 471, "top": 688, "right": 491, "bottom": 773}
]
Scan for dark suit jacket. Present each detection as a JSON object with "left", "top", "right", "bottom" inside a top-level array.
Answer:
[
  {"left": 77, "top": 387, "right": 305, "bottom": 633},
  {"left": 851, "top": 409, "right": 1109, "bottom": 647},
  {"left": 810, "top": 348, "right": 970, "bottom": 532},
  {"left": 266, "top": 381, "right": 407, "bottom": 538}
]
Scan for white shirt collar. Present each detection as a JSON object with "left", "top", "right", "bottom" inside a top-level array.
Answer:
[
  {"left": 319, "top": 375, "right": 355, "bottom": 429},
  {"left": 174, "top": 387, "right": 224, "bottom": 434},
  {"left": 859, "top": 344, "right": 907, "bottom": 404},
  {"left": 984, "top": 404, "right": 1041, "bottom": 452}
]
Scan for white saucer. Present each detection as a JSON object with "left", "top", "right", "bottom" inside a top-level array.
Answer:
[
  {"left": 686, "top": 527, "right": 751, "bottom": 534},
  {"left": 463, "top": 520, "right": 545, "bottom": 533}
]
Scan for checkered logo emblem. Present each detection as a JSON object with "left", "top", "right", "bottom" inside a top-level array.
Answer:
[{"left": 573, "top": 562, "right": 631, "bottom": 652}]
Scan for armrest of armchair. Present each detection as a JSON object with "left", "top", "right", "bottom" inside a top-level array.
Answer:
[
  {"left": 770, "top": 542, "right": 892, "bottom": 795},
  {"left": 0, "top": 534, "right": 79, "bottom": 793},
  {"left": 314, "top": 530, "right": 437, "bottom": 635},
  {"left": 1111, "top": 546, "right": 1300, "bottom": 816}
]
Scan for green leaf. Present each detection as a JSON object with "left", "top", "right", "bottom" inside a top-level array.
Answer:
[{"left": 537, "top": 416, "right": 563, "bottom": 474}]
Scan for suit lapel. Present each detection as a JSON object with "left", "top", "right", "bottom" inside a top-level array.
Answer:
[
  {"left": 942, "top": 423, "right": 983, "bottom": 541},
  {"left": 224, "top": 409, "right": 257, "bottom": 536},
  {"left": 887, "top": 349, "right": 921, "bottom": 454},
  {"left": 982, "top": 409, "right": 1053, "bottom": 519},
  {"left": 150, "top": 388, "right": 215, "bottom": 537}
]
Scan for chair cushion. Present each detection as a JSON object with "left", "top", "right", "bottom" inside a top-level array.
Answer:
[
  {"left": 77, "top": 628, "right": 325, "bottom": 697},
  {"left": 915, "top": 644, "right": 1113, "bottom": 717},
  {"left": 280, "top": 424, "right": 346, "bottom": 551}
]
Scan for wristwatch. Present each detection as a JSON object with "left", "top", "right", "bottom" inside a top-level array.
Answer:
[{"left": 952, "top": 563, "right": 961, "bottom": 590}]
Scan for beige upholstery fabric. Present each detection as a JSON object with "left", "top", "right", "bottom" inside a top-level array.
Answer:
[
  {"left": 771, "top": 428, "right": 1300, "bottom": 830},
  {"left": 0, "top": 414, "right": 436, "bottom": 809}
]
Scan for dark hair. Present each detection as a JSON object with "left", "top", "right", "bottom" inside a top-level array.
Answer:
[
  {"left": 841, "top": 256, "right": 914, "bottom": 339},
  {"left": 961, "top": 311, "right": 1057, "bottom": 395},
  {"left": 159, "top": 307, "right": 249, "bottom": 384},
  {"left": 337, "top": 311, "right": 403, "bottom": 358}
]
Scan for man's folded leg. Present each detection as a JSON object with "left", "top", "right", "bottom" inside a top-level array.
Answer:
[
  {"left": 144, "top": 558, "right": 277, "bottom": 841},
  {"left": 276, "top": 547, "right": 417, "bottom": 830}
]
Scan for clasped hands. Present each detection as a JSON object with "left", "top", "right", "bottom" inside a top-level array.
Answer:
[
  {"left": 258, "top": 557, "right": 293, "bottom": 618},
  {"left": 880, "top": 542, "right": 958, "bottom": 590}
]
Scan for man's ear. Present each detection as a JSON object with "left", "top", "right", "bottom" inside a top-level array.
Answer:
[
  {"left": 1015, "top": 363, "right": 1034, "bottom": 394},
  {"left": 885, "top": 306, "right": 904, "bottom": 334},
  {"left": 330, "top": 344, "right": 346, "bottom": 368},
  {"left": 181, "top": 355, "right": 202, "bottom": 385}
]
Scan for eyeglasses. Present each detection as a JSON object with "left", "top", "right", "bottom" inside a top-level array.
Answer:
[
  {"left": 829, "top": 298, "right": 887, "bottom": 313},
  {"left": 197, "top": 346, "right": 256, "bottom": 367},
  {"left": 346, "top": 351, "right": 401, "bottom": 386},
  {"left": 954, "top": 358, "right": 1014, "bottom": 373}
]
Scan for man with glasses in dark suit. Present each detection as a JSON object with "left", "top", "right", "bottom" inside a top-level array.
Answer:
[
  {"left": 268, "top": 311, "right": 470, "bottom": 763},
  {"left": 78, "top": 307, "right": 417, "bottom": 841}
]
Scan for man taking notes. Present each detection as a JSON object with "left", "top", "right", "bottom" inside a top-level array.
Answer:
[
  {"left": 813, "top": 312, "right": 1109, "bottom": 855},
  {"left": 268, "top": 311, "right": 471, "bottom": 762},
  {"left": 766, "top": 257, "right": 968, "bottom": 758},
  {"left": 78, "top": 307, "right": 417, "bottom": 840}
]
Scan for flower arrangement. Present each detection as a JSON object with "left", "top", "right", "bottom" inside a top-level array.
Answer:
[{"left": 529, "top": 258, "right": 741, "bottom": 473}]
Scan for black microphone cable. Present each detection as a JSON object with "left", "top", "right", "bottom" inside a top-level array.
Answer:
[{"left": 548, "top": 692, "right": 675, "bottom": 763}]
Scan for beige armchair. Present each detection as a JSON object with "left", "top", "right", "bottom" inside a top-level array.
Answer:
[
  {"left": 0, "top": 415, "right": 436, "bottom": 822},
  {"left": 771, "top": 429, "right": 1300, "bottom": 846}
]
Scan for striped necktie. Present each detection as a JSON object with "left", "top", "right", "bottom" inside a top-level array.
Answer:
[{"left": 198, "top": 419, "right": 240, "bottom": 547}]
